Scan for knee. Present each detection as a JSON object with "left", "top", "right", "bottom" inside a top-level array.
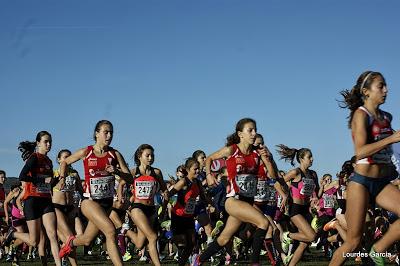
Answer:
[
  {"left": 104, "top": 228, "right": 116, "bottom": 240},
  {"left": 306, "top": 231, "right": 316, "bottom": 243},
  {"left": 256, "top": 219, "right": 269, "bottom": 230},
  {"left": 147, "top": 232, "right": 158, "bottom": 244},
  {"left": 346, "top": 237, "right": 362, "bottom": 251}
]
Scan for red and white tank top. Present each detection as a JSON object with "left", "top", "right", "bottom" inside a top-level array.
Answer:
[
  {"left": 226, "top": 144, "right": 262, "bottom": 198},
  {"left": 355, "top": 106, "right": 394, "bottom": 165},
  {"left": 133, "top": 167, "right": 159, "bottom": 201},
  {"left": 83, "top": 146, "right": 117, "bottom": 199}
]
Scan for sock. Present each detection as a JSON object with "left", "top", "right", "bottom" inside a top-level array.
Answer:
[
  {"left": 251, "top": 228, "right": 267, "bottom": 263},
  {"left": 199, "top": 240, "right": 223, "bottom": 262},
  {"left": 207, "top": 236, "right": 213, "bottom": 244}
]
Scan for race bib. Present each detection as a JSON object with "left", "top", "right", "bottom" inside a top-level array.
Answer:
[
  {"left": 33, "top": 175, "right": 51, "bottom": 194},
  {"left": 254, "top": 180, "right": 269, "bottom": 201},
  {"left": 62, "top": 175, "right": 76, "bottom": 192},
  {"left": 323, "top": 194, "right": 335, "bottom": 209},
  {"left": 184, "top": 197, "right": 196, "bottom": 214},
  {"left": 135, "top": 180, "right": 156, "bottom": 200},
  {"left": 235, "top": 174, "right": 258, "bottom": 197},
  {"left": 300, "top": 178, "right": 315, "bottom": 196},
  {"left": 90, "top": 176, "right": 115, "bottom": 199}
]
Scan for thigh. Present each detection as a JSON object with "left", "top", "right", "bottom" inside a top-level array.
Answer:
[
  {"left": 376, "top": 183, "right": 400, "bottom": 217},
  {"left": 290, "top": 214, "right": 314, "bottom": 236},
  {"left": 225, "top": 198, "right": 266, "bottom": 227},
  {"left": 345, "top": 181, "right": 369, "bottom": 239},
  {"left": 81, "top": 200, "right": 115, "bottom": 234},
  {"left": 131, "top": 208, "right": 155, "bottom": 238}
]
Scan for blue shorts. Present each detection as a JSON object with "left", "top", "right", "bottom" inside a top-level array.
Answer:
[{"left": 349, "top": 172, "right": 392, "bottom": 199}]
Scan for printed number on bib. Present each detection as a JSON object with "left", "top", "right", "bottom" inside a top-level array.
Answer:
[
  {"left": 184, "top": 198, "right": 196, "bottom": 215},
  {"left": 254, "top": 180, "right": 268, "bottom": 201},
  {"left": 90, "top": 176, "right": 114, "bottom": 199},
  {"left": 235, "top": 174, "right": 258, "bottom": 197},
  {"left": 135, "top": 181, "right": 155, "bottom": 200},
  {"left": 300, "top": 178, "right": 315, "bottom": 196},
  {"left": 323, "top": 194, "right": 335, "bottom": 209}
]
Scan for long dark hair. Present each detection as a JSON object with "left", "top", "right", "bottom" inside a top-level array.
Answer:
[
  {"left": 338, "top": 71, "right": 385, "bottom": 128},
  {"left": 18, "top": 131, "right": 51, "bottom": 161},
  {"left": 276, "top": 144, "right": 311, "bottom": 166}
]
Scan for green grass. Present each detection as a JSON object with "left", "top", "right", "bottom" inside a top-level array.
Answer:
[{"left": 1, "top": 246, "right": 397, "bottom": 265}]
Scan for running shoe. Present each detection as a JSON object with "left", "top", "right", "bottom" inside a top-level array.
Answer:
[
  {"left": 369, "top": 246, "right": 385, "bottom": 266},
  {"left": 122, "top": 251, "right": 132, "bottom": 262},
  {"left": 6, "top": 246, "right": 15, "bottom": 262},
  {"left": 282, "top": 232, "right": 292, "bottom": 254},
  {"left": 211, "top": 220, "right": 224, "bottom": 238},
  {"left": 323, "top": 219, "right": 337, "bottom": 231},
  {"left": 4, "top": 227, "right": 16, "bottom": 247},
  {"left": 191, "top": 253, "right": 201, "bottom": 266},
  {"left": 139, "top": 255, "right": 148, "bottom": 261},
  {"left": 59, "top": 235, "right": 76, "bottom": 258}
]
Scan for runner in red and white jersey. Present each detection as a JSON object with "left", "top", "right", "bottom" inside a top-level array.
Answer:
[
  {"left": 58, "top": 120, "right": 132, "bottom": 266},
  {"left": 194, "top": 118, "right": 280, "bottom": 266},
  {"left": 127, "top": 144, "right": 168, "bottom": 266}
]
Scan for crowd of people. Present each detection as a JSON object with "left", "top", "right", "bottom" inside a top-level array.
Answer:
[{"left": 0, "top": 70, "right": 400, "bottom": 266}]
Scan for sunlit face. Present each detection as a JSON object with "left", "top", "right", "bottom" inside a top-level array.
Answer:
[
  {"left": 196, "top": 153, "right": 206, "bottom": 169},
  {"left": 57, "top": 151, "right": 71, "bottom": 164},
  {"left": 300, "top": 151, "right": 313, "bottom": 168},
  {"left": 37, "top": 134, "right": 52, "bottom": 154},
  {"left": 187, "top": 163, "right": 200, "bottom": 178},
  {"left": 238, "top": 122, "right": 257, "bottom": 145},
  {"left": 95, "top": 124, "right": 113, "bottom": 146},
  {"left": 363, "top": 76, "right": 388, "bottom": 105},
  {"left": 139, "top": 149, "right": 154, "bottom": 166}
]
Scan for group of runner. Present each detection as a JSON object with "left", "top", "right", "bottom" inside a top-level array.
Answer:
[{"left": 0, "top": 70, "right": 400, "bottom": 266}]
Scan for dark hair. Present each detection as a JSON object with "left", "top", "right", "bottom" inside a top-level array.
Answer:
[
  {"left": 341, "top": 158, "right": 354, "bottom": 177},
  {"left": 276, "top": 144, "right": 311, "bottom": 166},
  {"left": 0, "top": 170, "right": 5, "bottom": 176},
  {"left": 338, "top": 71, "right": 385, "bottom": 128},
  {"left": 134, "top": 144, "right": 154, "bottom": 166},
  {"left": 184, "top": 157, "right": 199, "bottom": 171},
  {"left": 11, "top": 183, "right": 21, "bottom": 191},
  {"left": 57, "top": 149, "right": 72, "bottom": 159},
  {"left": 18, "top": 131, "right": 51, "bottom": 161},
  {"left": 192, "top": 150, "right": 206, "bottom": 161},
  {"left": 93, "top": 120, "right": 113, "bottom": 141},
  {"left": 226, "top": 118, "right": 257, "bottom": 146}
]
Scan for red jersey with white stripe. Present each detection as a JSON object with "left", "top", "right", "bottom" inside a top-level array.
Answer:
[
  {"left": 83, "top": 146, "right": 117, "bottom": 199},
  {"left": 355, "top": 106, "right": 394, "bottom": 164},
  {"left": 226, "top": 144, "right": 262, "bottom": 198}
]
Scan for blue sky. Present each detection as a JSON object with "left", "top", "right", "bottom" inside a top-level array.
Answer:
[{"left": 1, "top": 0, "right": 399, "bottom": 179}]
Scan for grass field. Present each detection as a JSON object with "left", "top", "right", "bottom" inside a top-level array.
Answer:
[{"left": 1, "top": 246, "right": 398, "bottom": 266}]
